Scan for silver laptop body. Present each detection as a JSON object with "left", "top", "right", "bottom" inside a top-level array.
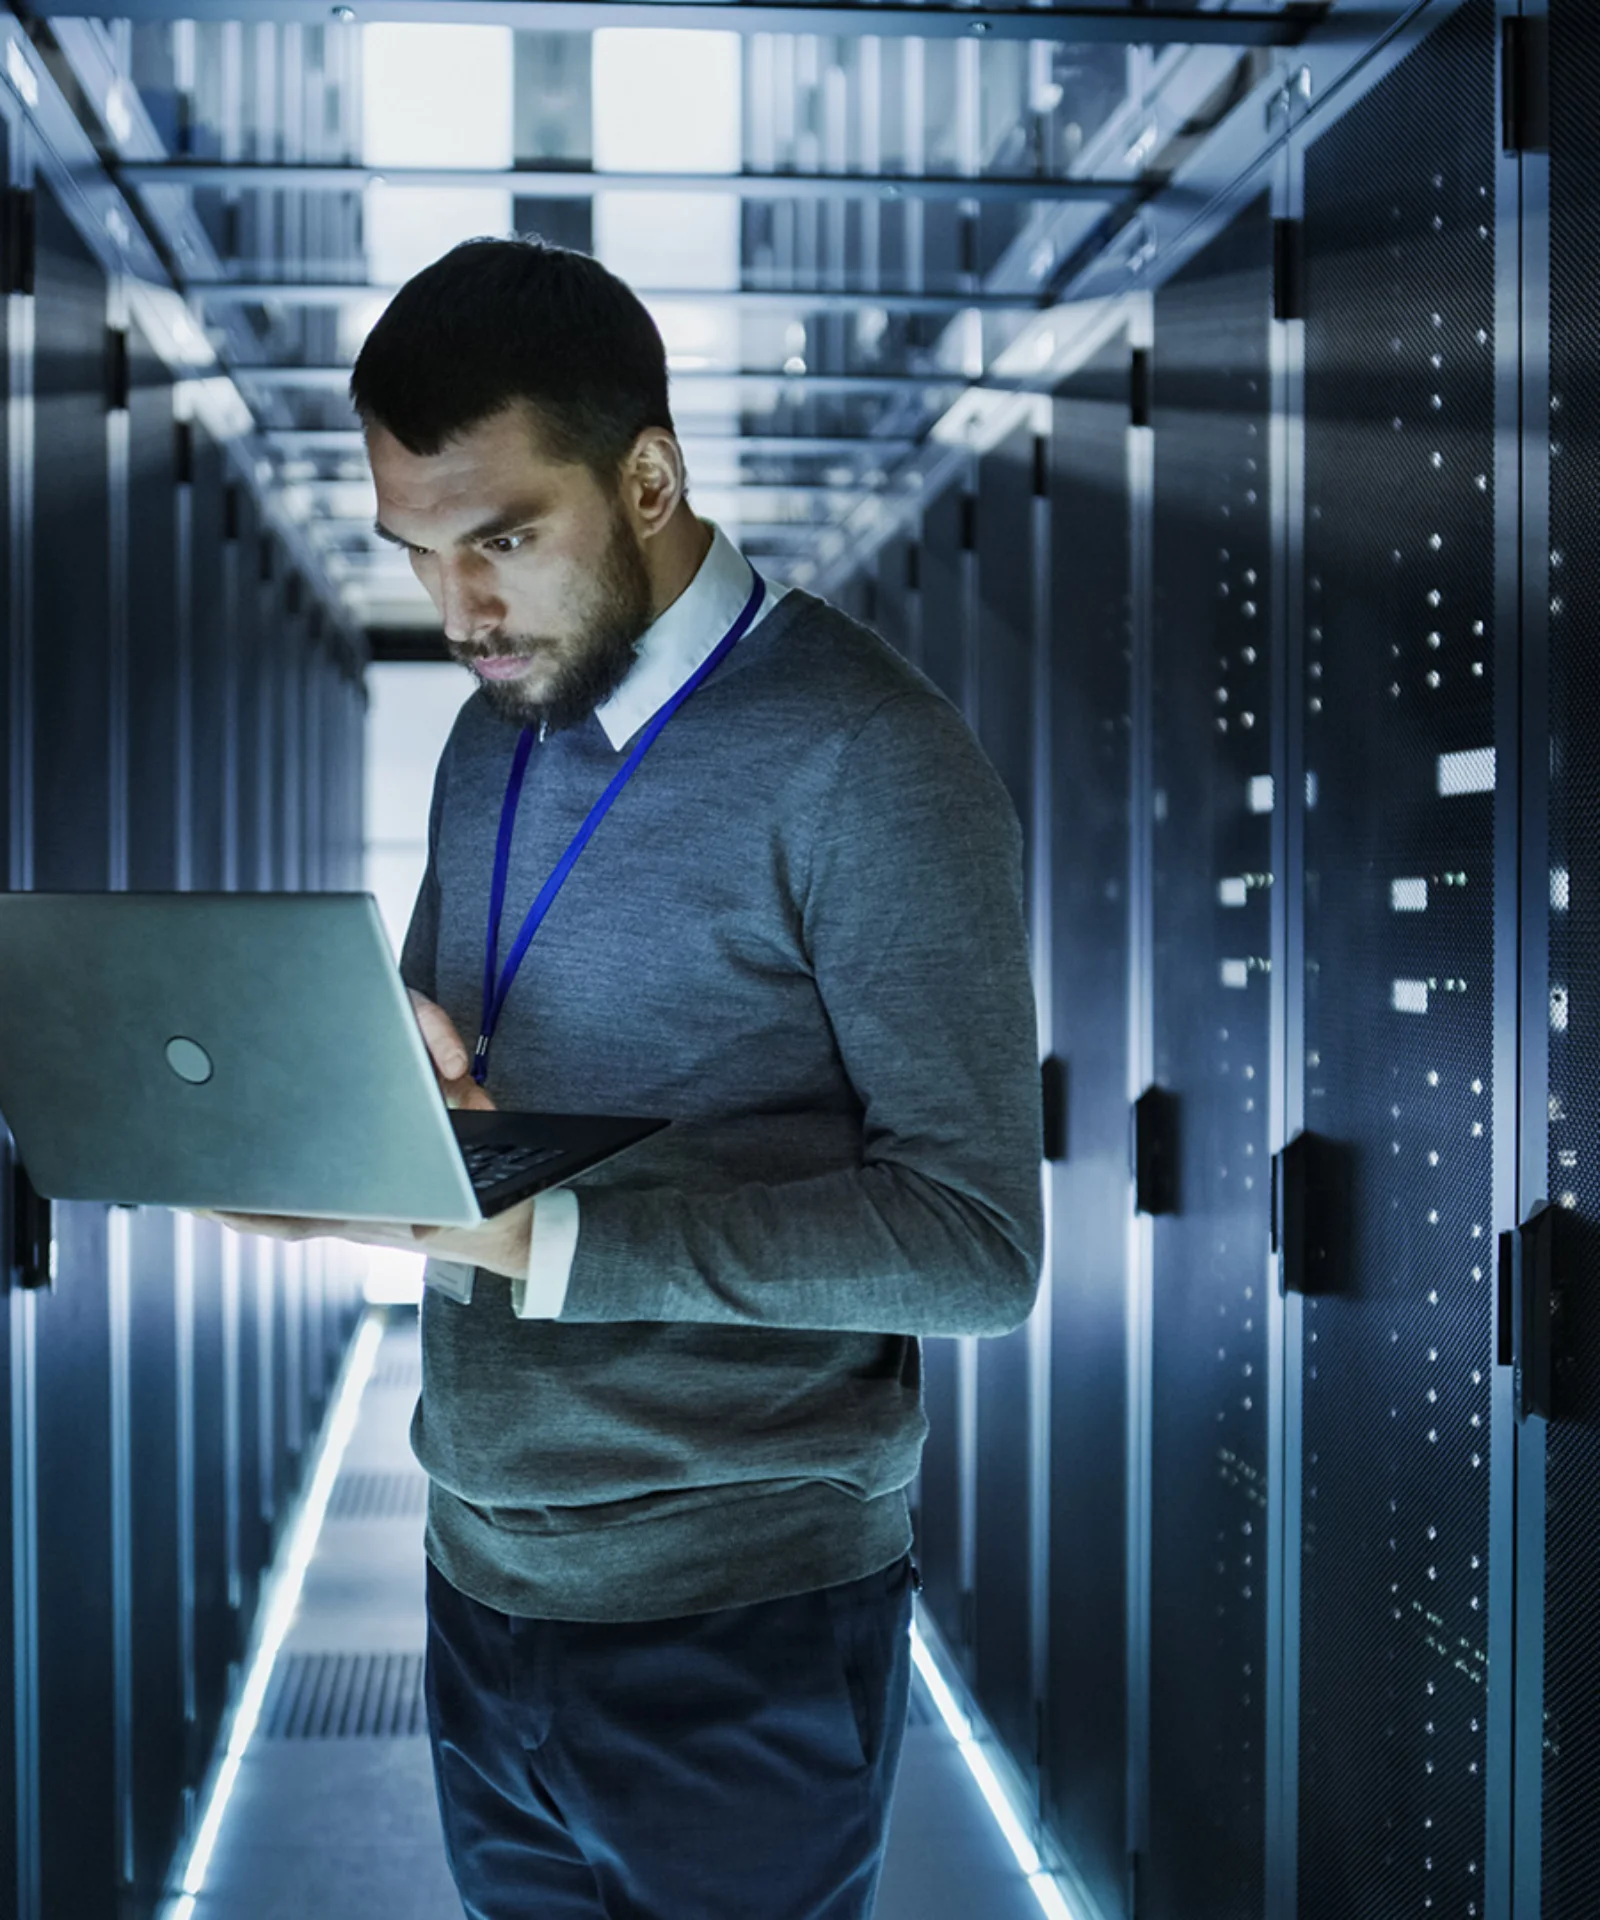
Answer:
[{"left": 0, "top": 892, "right": 666, "bottom": 1226}]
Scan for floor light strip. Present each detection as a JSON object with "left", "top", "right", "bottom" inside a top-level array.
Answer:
[
  {"left": 909, "top": 1622, "right": 1085, "bottom": 1920},
  {"left": 161, "top": 1306, "right": 387, "bottom": 1919}
]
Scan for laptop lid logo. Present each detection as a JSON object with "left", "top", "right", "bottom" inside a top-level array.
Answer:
[{"left": 165, "top": 1036, "right": 214, "bottom": 1086}]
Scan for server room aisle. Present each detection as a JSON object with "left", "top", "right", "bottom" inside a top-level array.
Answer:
[{"left": 195, "top": 1311, "right": 1041, "bottom": 1920}]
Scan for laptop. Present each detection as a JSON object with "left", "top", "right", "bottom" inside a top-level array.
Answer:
[{"left": 0, "top": 893, "right": 668, "bottom": 1227}]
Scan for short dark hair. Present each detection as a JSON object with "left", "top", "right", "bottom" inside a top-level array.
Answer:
[{"left": 349, "top": 236, "right": 675, "bottom": 485}]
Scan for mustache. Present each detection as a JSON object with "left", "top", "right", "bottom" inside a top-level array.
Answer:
[{"left": 453, "top": 638, "right": 552, "bottom": 662}]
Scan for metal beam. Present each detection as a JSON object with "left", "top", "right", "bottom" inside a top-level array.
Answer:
[
  {"left": 261, "top": 429, "right": 918, "bottom": 456},
  {"left": 120, "top": 162, "right": 1136, "bottom": 206},
  {"left": 27, "top": 3, "right": 1325, "bottom": 49},
  {"left": 195, "top": 280, "right": 1042, "bottom": 314},
  {"left": 232, "top": 365, "right": 972, "bottom": 395},
  {"left": 285, "top": 480, "right": 876, "bottom": 508}
]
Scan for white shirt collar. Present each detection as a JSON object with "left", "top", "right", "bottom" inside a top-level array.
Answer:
[{"left": 594, "top": 519, "right": 774, "bottom": 752}]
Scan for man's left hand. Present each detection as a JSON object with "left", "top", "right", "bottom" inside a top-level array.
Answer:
[{"left": 194, "top": 1196, "right": 536, "bottom": 1281}]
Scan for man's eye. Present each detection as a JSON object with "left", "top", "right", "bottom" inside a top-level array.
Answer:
[{"left": 486, "top": 533, "right": 527, "bottom": 555}]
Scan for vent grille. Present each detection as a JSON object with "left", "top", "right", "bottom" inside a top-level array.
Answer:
[
  {"left": 262, "top": 1652, "right": 427, "bottom": 1739},
  {"left": 325, "top": 1472, "right": 428, "bottom": 1521},
  {"left": 369, "top": 1352, "right": 422, "bottom": 1390}
]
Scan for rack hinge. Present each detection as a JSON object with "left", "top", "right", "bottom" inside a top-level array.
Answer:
[
  {"left": 1041, "top": 1054, "right": 1068, "bottom": 1164},
  {"left": 1500, "top": 1201, "right": 1561, "bottom": 1421},
  {"left": 2, "top": 185, "right": 34, "bottom": 297},
  {"left": 107, "top": 326, "right": 130, "bottom": 412},
  {"left": 1272, "top": 1129, "right": 1351, "bottom": 1295},
  {"left": 905, "top": 541, "right": 920, "bottom": 593},
  {"left": 959, "top": 205, "right": 978, "bottom": 276},
  {"left": 174, "top": 416, "right": 193, "bottom": 485},
  {"left": 1130, "top": 347, "right": 1152, "bottom": 428},
  {"left": 1032, "top": 431, "right": 1049, "bottom": 498},
  {"left": 959, "top": 491, "right": 977, "bottom": 552},
  {"left": 1502, "top": 16, "right": 1550, "bottom": 155},
  {"left": 1130, "top": 1084, "right": 1178, "bottom": 1215},
  {"left": 1273, "top": 218, "right": 1305, "bottom": 323}
]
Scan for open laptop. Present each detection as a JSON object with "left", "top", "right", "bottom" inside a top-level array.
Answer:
[{"left": 0, "top": 893, "right": 668, "bottom": 1227}]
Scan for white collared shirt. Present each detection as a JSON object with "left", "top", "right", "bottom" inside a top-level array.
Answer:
[{"left": 508, "top": 519, "right": 787, "bottom": 1318}]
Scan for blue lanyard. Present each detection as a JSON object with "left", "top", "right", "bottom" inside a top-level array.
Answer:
[{"left": 473, "top": 568, "right": 767, "bottom": 1086}]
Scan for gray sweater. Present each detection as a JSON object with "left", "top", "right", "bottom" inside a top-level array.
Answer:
[{"left": 400, "top": 585, "right": 1043, "bottom": 1621}]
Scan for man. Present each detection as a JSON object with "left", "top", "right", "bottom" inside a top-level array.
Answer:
[{"left": 224, "top": 236, "right": 1042, "bottom": 1919}]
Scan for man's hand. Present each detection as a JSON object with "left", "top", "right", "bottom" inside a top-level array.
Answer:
[
  {"left": 195, "top": 1196, "right": 536, "bottom": 1280},
  {"left": 408, "top": 989, "right": 497, "bottom": 1113},
  {"left": 192, "top": 990, "right": 532, "bottom": 1275}
]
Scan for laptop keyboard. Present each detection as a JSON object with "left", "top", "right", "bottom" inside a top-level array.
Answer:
[{"left": 459, "top": 1141, "right": 565, "bottom": 1194}]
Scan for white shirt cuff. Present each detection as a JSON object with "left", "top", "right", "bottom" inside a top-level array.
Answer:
[{"left": 510, "top": 1188, "right": 580, "bottom": 1319}]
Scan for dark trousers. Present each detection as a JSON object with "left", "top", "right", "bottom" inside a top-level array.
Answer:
[{"left": 424, "top": 1553, "right": 916, "bottom": 1920}]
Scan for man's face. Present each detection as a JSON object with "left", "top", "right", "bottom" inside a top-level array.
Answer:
[{"left": 368, "top": 403, "right": 655, "bottom": 732}]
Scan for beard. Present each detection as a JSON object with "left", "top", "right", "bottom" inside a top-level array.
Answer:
[{"left": 464, "top": 504, "right": 655, "bottom": 734}]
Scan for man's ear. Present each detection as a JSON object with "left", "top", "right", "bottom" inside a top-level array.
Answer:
[{"left": 621, "top": 429, "right": 687, "bottom": 539}]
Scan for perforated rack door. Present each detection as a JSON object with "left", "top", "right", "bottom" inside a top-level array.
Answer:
[
  {"left": 1043, "top": 342, "right": 1134, "bottom": 1920},
  {"left": 1146, "top": 193, "right": 1274, "bottom": 1920},
  {"left": 911, "top": 476, "right": 974, "bottom": 1668},
  {"left": 184, "top": 420, "right": 237, "bottom": 1761},
  {"left": 124, "top": 317, "right": 189, "bottom": 1911},
  {"left": 970, "top": 422, "right": 1040, "bottom": 1776},
  {"left": 1540, "top": 5, "right": 1600, "bottom": 1909},
  {"left": 29, "top": 179, "right": 120, "bottom": 1920},
  {"left": 1297, "top": 5, "right": 1498, "bottom": 1911}
]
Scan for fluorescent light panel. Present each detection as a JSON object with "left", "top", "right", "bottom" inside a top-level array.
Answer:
[
  {"left": 360, "top": 26, "right": 514, "bottom": 317},
  {"left": 591, "top": 28, "right": 743, "bottom": 534},
  {"left": 160, "top": 1313, "right": 387, "bottom": 1918},
  {"left": 909, "top": 1623, "right": 1085, "bottom": 1918}
]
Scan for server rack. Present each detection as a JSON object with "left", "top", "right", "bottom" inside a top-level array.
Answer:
[
  {"left": 909, "top": 471, "right": 970, "bottom": 1671},
  {"left": 972, "top": 421, "right": 1039, "bottom": 1784},
  {"left": 1519, "top": 2, "right": 1596, "bottom": 1913},
  {"left": 832, "top": 6, "right": 1598, "bottom": 1917},
  {"left": 0, "top": 61, "right": 369, "bottom": 1919},
  {"left": 1042, "top": 332, "right": 1135, "bottom": 1920},
  {"left": 1145, "top": 193, "right": 1275, "bottom": 1920}
]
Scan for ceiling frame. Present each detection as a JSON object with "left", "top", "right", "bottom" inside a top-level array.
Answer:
[
  {"left": 231, "top": 364, "right": 984, "bottom": 395},
  {"left": 261, "top": 430, "right": 919, "bottom": 456},
  {"left": 120, "top": 160, "right": 1148, "bottom": 205},
  {"left": 25, "top": 3, "right": 1324, "bottom": 49},
  {"left": 194, "top": 281, "right": 1047, "bottom": 314}
]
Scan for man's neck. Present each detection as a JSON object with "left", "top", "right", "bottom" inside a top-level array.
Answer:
[{"left": 646, "top": 510, "right": 716, "bottom": 626}]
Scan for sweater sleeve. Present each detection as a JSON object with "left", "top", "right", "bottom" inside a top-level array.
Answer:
[{"left": 554, "top": 689, "right": 1045, "bottom": 1338}]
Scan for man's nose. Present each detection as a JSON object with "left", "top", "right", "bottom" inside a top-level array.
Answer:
[{"left": 438, "top": 562, "right": 504, "bottom": 647}]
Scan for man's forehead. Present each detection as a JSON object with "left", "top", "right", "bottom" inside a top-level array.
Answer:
[
  {"left": 368, "top": 406, "right": 568, "bottom": 490},
  {"left": 367, "top": 408, "right": 589, "bottom": 533}
]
